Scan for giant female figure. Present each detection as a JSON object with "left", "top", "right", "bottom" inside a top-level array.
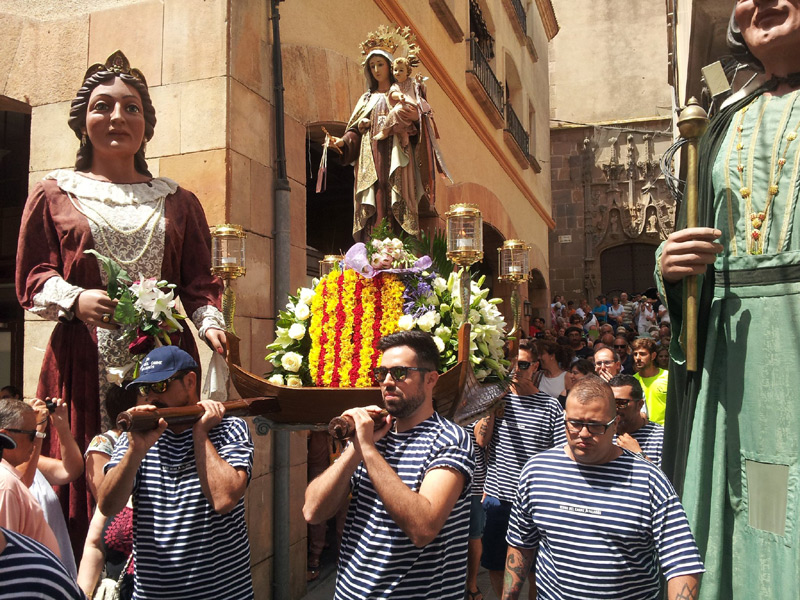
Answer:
[
  {"left": 658, "top": 2, "right": 800, "bottom": 597},
  {"left": 16, "top": 51, "right": 225, "bottom": 551}
]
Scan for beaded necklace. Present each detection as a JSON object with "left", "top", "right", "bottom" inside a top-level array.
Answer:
[{"left": 734, "top": 91, "right": 800, "bottom": 254}]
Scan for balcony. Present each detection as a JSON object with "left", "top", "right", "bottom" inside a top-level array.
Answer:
[
  {"left": 503, "top": 104, "right": 530, "bottom": 169},
  {"left": 510, "top": 0, "right": 526, "bottom": 34},
  {"left": 466, "top": 35, "right": 505, "bottom": 128},
  {"left": 501, "top": 0, "right": 537, "bottom": 60}
]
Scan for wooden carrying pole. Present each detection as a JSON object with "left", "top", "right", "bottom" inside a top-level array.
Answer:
[
  {"left": 116, "top": 397, "right": 280, "bottom": 432},
  {"left": 676, "top": 98, "right": 709, "bottom": 372}
]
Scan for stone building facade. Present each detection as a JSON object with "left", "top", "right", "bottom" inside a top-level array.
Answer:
[
  {"left": 549, "top": 119, "right": 674, "bottom": 299},
  {"left": 0, "top": 0, "right": 557, "bottom": 597},
  {"left": 548, "top": 0, "right": 675, "bottom": 303}
]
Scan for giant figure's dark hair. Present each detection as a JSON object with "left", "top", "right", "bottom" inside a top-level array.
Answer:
[{"left": 67, "top": 69, "right": 156, "bottom": 176}]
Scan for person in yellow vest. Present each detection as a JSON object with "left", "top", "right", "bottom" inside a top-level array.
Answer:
[{"left": 631, "top": 338, "right": 668, "bottom": 425}]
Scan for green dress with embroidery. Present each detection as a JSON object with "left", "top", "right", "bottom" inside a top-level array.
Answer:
[{"left": 659, "top": 90, "right": 800, "bottom": 599}]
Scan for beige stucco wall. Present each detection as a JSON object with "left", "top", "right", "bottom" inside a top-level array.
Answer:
[{"left": 549, "top": 0, "right": 673, "bottom": 124}]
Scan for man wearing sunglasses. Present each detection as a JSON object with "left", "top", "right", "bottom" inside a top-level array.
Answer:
[
  {"left": 98, "top": 346, "right": 254, "bottom": 600},
  {"left": 477, "top": 338, "right": 565, "bottom": 599},
  {"left": 304, "top": 331, "right": 474, "bottom": 600},
  {"left": 0, "top": 400, "right": 60, "bottom": 557},
  {"left": 609, "top": 374, "right": 663, "bottom": 469},
  {"left": 502, "top": 377, "right": 703, "bottom": 600}
]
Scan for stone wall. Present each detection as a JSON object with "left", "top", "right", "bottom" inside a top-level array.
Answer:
[{"left": 549, "top": 118, "right": 674, "bottom": 301}]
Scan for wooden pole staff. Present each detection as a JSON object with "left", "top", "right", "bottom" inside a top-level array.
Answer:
[
  {"left": 116, "top": 397, "right": 280, "bottom": 432},
  {"left": 328, "top": 410, "right": 390, "bottom": 441},
  {"left": 676, "top": 98, "right": 709, "bottom": 372}
]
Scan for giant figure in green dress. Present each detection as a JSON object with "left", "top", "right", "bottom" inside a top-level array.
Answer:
[{"left": 658, "top": 2, "right": 800, "bottom": 598}]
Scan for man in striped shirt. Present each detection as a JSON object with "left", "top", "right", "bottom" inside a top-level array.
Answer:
[
  {"left": 503, "top": 377, "right": 703, "bottom": 599},
  {"left": 609, "top": 374, "right": 664, "bottom": 468},
  {"left": 477, "top": 339, "right": 564, "bottom": 599},
  {"left": 304, "top": 331, "right": 473, "bottom": 600},
  {"left": 99, "top": 346, "right": 254, "bottom": 600}
]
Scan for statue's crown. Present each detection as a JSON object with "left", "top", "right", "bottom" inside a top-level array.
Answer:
[
  {"left": 83, "top": 50, "right": 148, "bottom": 87},
  {"left": 360, "top": 25, "right": 419, "bottom": 67}
]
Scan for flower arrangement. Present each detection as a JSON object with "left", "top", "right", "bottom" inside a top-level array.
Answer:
[
  {"left": 85, "top": 250, "right": 186, "bottom": 382},
  {"left": 264, "top": 285, "right": 316, "bottom": 387},
  {"left": 265, "top": 220, "right": 509, "bottom": 387},
  {"left": 399, "top": 269, "right": 509, "bottom": 382}
]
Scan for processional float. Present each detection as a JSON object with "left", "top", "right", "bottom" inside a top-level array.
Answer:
[{"left": 119, "top": 206, "right": 528, "bottom": 434}]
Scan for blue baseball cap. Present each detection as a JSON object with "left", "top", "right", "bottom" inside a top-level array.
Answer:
[{"left": 127, "top": 346, "right": 198, "bottom": 388}]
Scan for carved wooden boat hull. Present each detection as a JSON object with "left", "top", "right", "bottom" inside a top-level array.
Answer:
[{"left": 226, "top": 324, "right": 509, "bottom": 427}]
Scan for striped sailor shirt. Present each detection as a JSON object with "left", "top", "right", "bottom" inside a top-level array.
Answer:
[
  {"left": 107, "top": 417, "right": 254, "bottom": 600},
  {"left": 506, "top": 448, "right": 704, "bottom": 599},
  {"left": 619, "top": 421, "right": 664, "bottom": 468},
  {"left": 0, "top": 528, "right": 85, "bottom": 599},
  {"left": 483, "top": 392, "right": 566, "bottom": 502},
  {"left": 335, "top": 412, "right": 474, "bottom": 600}
]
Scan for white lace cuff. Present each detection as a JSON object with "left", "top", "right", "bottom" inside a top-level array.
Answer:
[
  {"left": 192, "top": 305, "right": 226, "bottom": 341},
  {"left": 31, "top": 277, "right": 85, "bottom": 322}
]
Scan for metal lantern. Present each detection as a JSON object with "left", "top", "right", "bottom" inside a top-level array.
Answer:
[
  {"left": 445, "top": 204, "right": 483, "bottom": 266},
  {"left": 319, "top": 254, "right": 344, "bottom": 278},
  {"left": 497, "top": 239, "right": 530, "bottom": 338},
  {"left": 445, "top": 204, "right": 483, "bottom": 325},
  {"left": 210, "top": 224, "right": 247, "bottom": 334},
  {"left": 497, "top": 240, "right": 530, "bottom": 284}
]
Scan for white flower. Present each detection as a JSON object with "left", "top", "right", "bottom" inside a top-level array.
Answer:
[
  {"left": 107, "top": 363, "right": 135, "bottom": 386},
  {"left": 294, "top": 302, "right": 311, "bottom": 321},
  {"left": 286, "top": 376, "right": 303, "bottom": 388},
  {"left": 298, "top": 288, "right": 316, "bottom": 305},
  {"left": 274, "top": 327, "right": 293, "bottom": 349},
  {"left": 397, "top": 314, "right": 415, "bottom": 331},
  {"left": 434, "top": 325, "right": 452, "bottom": 344},
  {"left": 268, "top": 373, "right": 285, "bottom": 386},
  {"left": 417, "top": 311, "right": 440, "bottom": 332},
  {"left": 281, "top": 352, "right": 303, "bottom": 372},
  {"left": 288, "top": 323, "right": 306, "bottom": 340},
  {"left": 433, "top": 277, "right": 447, "bottom": 294},
  {"left": 432, "top": 335, "right": 445, "bottom": 353}
]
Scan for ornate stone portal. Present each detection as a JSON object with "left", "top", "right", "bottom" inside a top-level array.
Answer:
[{"left": 549, "top": 121, "right": 675, "bottom": 300}]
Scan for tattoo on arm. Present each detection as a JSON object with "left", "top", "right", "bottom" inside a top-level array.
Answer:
[
  {"left": 501, "top": 547, "right": 532, "bottom": 599},
  {"left": 674, "top": 582, "right": 698, "bottom": 600},
  {"left": 478, "top": 421, "right": 488, "bottom": 436}
]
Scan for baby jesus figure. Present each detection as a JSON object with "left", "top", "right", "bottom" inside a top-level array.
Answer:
[{"left": 373, "top": 57, "right": 419, "bottom": 148}]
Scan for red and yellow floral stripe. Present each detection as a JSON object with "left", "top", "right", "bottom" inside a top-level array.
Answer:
[
  {"left": 309, "top": 270, "right": 405, "bottom": 388},
  {"left": 337, "top": 270, "right": 358, "bottom": 386},
  {"left": 321, "top": 272, "right": 341, "bottom": 386},
  {"left": 308, "top": 276, "right": 327, "bottom": 385}
]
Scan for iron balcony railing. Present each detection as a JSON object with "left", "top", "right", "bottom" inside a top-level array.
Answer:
[
  {"left": 506, "top": 104, "right": 529, "bottom": 156},
  {"left": 510, "top": 0, "right": 527, "bottom": 34},
  {"left": 469, "top": 36, "right": 504, "bottom": 117}
]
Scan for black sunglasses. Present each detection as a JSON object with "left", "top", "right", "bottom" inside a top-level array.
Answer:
[
  {"left": 615, "top": 398, "right": 635, "bottom": 408},
  {"left": 614, "top": 344, "right": 628, "bottom": 349},
  {"left": 373, "top": 366, "right": 430, "bottom": 384},
  {"left": 136, "top": 372, "right": 185, "bottom": 397},
  {"left": 517, "top": 361, "right": 533, "bottom": 370},
  {"left": 4, "top": 428, "right": 46, "bottom": 442},
  {"left": 565, "top": 417, "right": 616, "bottom": 435}
]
